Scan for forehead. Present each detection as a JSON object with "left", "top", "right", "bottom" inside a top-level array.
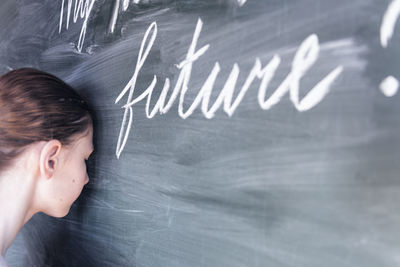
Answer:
[{"left": 69, "top": 127, "right": 94, "bottom": 151}]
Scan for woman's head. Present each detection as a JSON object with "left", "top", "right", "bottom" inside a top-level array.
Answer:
[
  {"left": 0, "top": 68, "right": 93, "bottom": 172},
  {"left": 0, "top": 68, "right": 94, "bottom": 217}
]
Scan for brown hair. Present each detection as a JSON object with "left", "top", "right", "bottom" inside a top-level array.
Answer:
[{"left": 0, "top": 68, "right": 93, "bottom": 172}]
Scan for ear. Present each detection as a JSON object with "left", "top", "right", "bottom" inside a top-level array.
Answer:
[{"left": 39, "top": 140, "right": 62, "bottom": 179}]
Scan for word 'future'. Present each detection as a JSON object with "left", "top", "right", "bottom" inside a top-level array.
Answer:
[{"left": 114, "top": 18, "right": 344, "bottom": 158}]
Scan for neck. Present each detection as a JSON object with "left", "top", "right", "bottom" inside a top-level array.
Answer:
[{"left": 0, "top": 168, "right": 38, "bottom": 257}]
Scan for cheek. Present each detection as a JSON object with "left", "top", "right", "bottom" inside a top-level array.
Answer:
[
  {"left": 69, "top": 165, "right": 87, "bottom": 202},
  {"left": 72, "top": 162, "right": 87, "bottom": 185}
]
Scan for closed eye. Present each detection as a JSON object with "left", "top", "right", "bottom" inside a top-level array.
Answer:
[
  {"left": 85, "top": 153, "right": 94, "bottom": 164},
  {"left": 86, "top": 152, "right": 94, "bottom": 161}
]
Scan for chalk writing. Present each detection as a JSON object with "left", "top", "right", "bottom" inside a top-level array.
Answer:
[
  {"left": 108, "top": 0, "right": 141, "bottom": 34},
  {"left": 380, "top": 0, "right": 400, "bottom": 96},
  {"left": 59, "top": 0, "right": 96, "bottom": 53},
  {"left": 380, "top": 76, "right": 399, "bottom": 97},
  {"left": 108, "top": 0, "right": 247, "bottom": 33},
  {"left": 237, "top": 0, "right": 247, "bottom": 7},
  {"left": 60, "top": 0, "right": 249, "bottom": 49},
  {"left": 114, "top": 18, "right": 343, "bottom": 158},
  {"left": 58, "top": 0, "right": 140, "bottom": 51}
]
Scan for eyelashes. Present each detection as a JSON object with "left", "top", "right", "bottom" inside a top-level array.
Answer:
[
  {"left": 85, "top": 153, "right": 94, "bottom": 164},
  {"left": 85, "top": 153, "right": 94, "bottom": 162}
]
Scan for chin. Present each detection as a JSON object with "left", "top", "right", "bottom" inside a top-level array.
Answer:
[{"left": 45, "top": 206, "right": 71, "bottom": 218}]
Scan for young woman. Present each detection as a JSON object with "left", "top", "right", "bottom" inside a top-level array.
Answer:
[{"left": 0, "top": 68, "right": 94, "bottom": 266}]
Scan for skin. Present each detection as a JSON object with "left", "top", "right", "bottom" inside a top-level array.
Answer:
[{"left": 0, "top": 125, "right": 94, "bottom": 257}]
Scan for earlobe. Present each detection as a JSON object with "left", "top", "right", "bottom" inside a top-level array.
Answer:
[{"left": 39, "top": 140, "right": 62, "bottom": 179}]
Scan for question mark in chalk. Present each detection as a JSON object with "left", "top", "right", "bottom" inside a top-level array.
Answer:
[
  {"left": 237, "top": 0, "right": 247, "bottom": 7},
  {"left": 380, "top": 0, "right": 400, "bottom": 97}
]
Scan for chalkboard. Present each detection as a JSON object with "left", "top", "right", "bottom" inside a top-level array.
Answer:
[{"left": 3, "top": 0, "right": 400, "bottom": 266}]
